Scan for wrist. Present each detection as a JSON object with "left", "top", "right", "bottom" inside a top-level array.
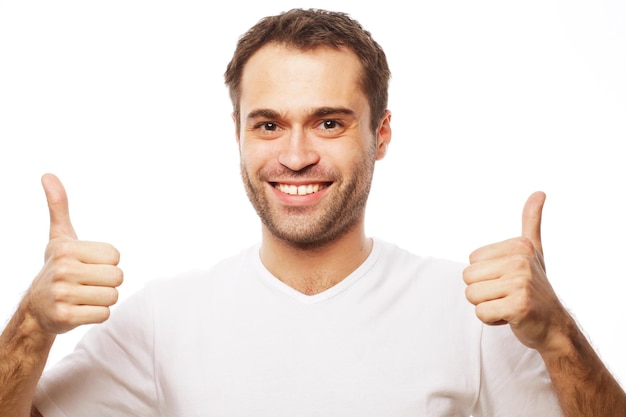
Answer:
[
  {"left": 536, "top": 312, "right": 579, "bottom": 360},
  {"left": 7, "top": 297, "right": 57, "bottom": 355},
  {"left": 537, "top": 313, "right": 606, "bottom": 384}
]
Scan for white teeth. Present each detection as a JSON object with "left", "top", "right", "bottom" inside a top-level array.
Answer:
[{"left": 276, "top": 183, "right": 321, "bottom": 196}]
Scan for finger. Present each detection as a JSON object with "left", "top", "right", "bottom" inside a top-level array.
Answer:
[
  {"left": 465, "top": 278, "right": 509, "bottom": 305},
  {"left": 54, "top": 305, "right": 113, "bottom": 330},
  {"left": 463, "top": 259, "right": 504, "bottom": 285},
  {"left": 474, "top": 297, "right": 515, "bottom": 325},
  {"left": 47, "top": 239, "right": 121, "bottom": 266},
  {"left": 468, "top": 236, "right": 536, "bottom": 265},
  {"left": 72, "top": 305, "right": 112, "bottom": 325},
  {"left": 521, "top": 191, "right": 546, "bottom": 254},
  {"left": 74, "top": 241, "right": 120, "bottom": 266},
  {"left": 63, "top": 285, "right": 120, "bottom": 307},
  {"left": 42, "top": 173, "right": 78, "bottom": 240},
  {"left": 58, "top": 263, "right": 124, "bottom": 287},
  {"left": 80, "top": 265, "right": 124, "bottom": 287}
]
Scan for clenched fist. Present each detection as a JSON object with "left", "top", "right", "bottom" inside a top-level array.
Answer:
[{"left": 24, "top": 174, "right": 123, "bottom": 335}]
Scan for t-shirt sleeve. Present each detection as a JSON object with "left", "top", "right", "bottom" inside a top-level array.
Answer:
[
  {"left": 34, "top": 285, "right": 159, "bottom": 416},
  {"left": 472, "top": 324, "right": 564, "bottom": 417}
]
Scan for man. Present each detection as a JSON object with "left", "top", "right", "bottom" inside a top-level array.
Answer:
[{"left": 1, "top": 8, "right": 625, "bottom": 416}]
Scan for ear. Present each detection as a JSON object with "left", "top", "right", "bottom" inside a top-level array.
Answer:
[{"left": 375, "top": 110, "right": 392, "bottom": 161}]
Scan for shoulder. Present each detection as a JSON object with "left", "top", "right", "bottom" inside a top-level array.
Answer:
[
  {"left": 368, "top": 238, "right": 474, "bottom": 321},
  {"left": 373, "top": 237, "right": 467, "bottom": 289},
  {"left": 146, "top": 243, "right": 260, "bottom": 295},
  {"left": 104, "top": 244, "right": 259, "bottom": 324}
]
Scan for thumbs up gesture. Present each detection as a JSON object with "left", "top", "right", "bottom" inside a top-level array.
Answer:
[
  {"left": 463, "top": 192, "right": 569, "bottom": 351},
  {"left": 24, "top": 174, "right": 123, "bottom": 335}
]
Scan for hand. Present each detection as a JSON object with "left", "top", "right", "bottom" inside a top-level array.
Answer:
[
  {"left": 23, "top": 174, "right": 123, "bottom": 335},
  {"left": 463, "top": 192, "right": 569, "bottom": 351}
]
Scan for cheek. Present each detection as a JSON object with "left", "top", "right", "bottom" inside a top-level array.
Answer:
[
  {"left": 240, "top": 141, "right": 275, "bottom": 171},
  {"left": 332, "top": 140, "right": 374, "bottom": 166}
]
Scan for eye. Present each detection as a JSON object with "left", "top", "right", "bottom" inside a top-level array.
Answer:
[
  {"left": 321, "top": 120, "right": 339, "bottom": 130},
  {"left": 260, "top": 122, "right": 278, "bottom": 131},
  {"left": 247, "top": 120, "right": 283, "bottom": 139},
  {"left": 251, "top": 121, "right": 283, "bottom": 136},
  {"left": 314, "top": 119, "right": 346, "bottom": 138}
]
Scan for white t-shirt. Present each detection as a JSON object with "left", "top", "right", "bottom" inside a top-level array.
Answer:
[{"left": 34, "top": 238, "right": 563, "bottom": 416}]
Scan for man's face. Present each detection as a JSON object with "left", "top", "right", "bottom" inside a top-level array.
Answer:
[{"left": 236, "top": 43, "right": 390, "bottom": 248}]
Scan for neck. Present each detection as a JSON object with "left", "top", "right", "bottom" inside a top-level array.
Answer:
[{"left": 259, "top": 222, "right": 373, "bottom": 295}]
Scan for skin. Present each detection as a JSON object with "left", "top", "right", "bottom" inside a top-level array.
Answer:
[
  {"left": 0, "top": 41, "right": 624, "bottom": 417},
  {"left": 0, "top": 174, "right": 123, "bottom": 417},
  {"left": 464, "top": 192, "right": 626, "bottom": 416},
  {"left": 236, "top": 43, "right": 391, "bottom": 295}
]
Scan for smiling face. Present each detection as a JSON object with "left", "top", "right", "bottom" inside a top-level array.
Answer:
[{"left": 236, "top": 43, "right": 390, "bottom": 249}]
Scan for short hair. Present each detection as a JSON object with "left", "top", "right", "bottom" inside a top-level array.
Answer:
[{"left": 224, "top": 8, "right": 391, "bottom": 134}]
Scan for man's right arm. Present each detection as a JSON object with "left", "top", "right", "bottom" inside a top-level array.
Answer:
[
  {"left": 0, "top": 174, "right": 123, "bottom": 417},
  {"left": 0, "top": 302, "right": 55, "bottom": 417}
]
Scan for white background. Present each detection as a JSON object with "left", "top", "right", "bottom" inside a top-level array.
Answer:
[{"left": 1, "top": 0, "right": 625, "bottom": 386}]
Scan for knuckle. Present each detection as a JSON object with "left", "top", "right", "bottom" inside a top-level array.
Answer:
[
  {"left": 93, "top": 286, "right": 118, "bottom": 307},
  {"left": 468, "top": 248, "right": 482, "bottom": 264},
  {"left": 108, "top": 288, "right": 120, "bottom": 305},
  {"left": 47, "top": 240, "right": 74, "bottom": 259},
  {"left": 106, "top": 244, "right": 121, "bottom": 265},
  {"left": 511, "top": 293, "right": 532, "bottom": 317},
  {"left": 95, "top": 307, "right": 111, "bottom": 323},
  {"left": 475, "top": 303, "right": 490, "bottom": 322},
  {"left": 100, "top": 265, "right": 123, "bottom": 287},
  {"left": 111, "top": 267, "right": 124, "bottom": 287},
  {"left": 465, "top": 286, "right": 477, "bottom": 304},
  {"left": 516, "top": 237, "right": 535, "bottom": 254},
  {"left": 462, "top": 267, "right": 473, "bottom": 284},
  {"left": 510, "top": 254, "right": 532, "bottom": 271},
  {"left": 52, "top": 303, "right": 74, "bottom": 328},
  {"left": 508, "top": 274, "right": 532, "bottom": 296},
  {"left": 49, "top": 260, "right": 72, "bottom": 282},
  {"left": 51, "top": 283, "right": 72, "bottom": 303}
]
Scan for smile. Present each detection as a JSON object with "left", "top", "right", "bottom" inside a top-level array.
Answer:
[{"left": 273, "top": 183, "right": 329, "bottom": 196}]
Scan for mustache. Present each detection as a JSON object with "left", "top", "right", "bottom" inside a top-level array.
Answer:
[{"left": 256, "top": 165, "right": 340, "bottom": 182}]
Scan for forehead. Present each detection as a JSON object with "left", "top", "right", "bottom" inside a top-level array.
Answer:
[{"left": 239, "top": 43, "right": 368, "bottom": 115}]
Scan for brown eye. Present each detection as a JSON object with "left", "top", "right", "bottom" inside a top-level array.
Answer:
[{"left": 322, "top": 120, "right": 338, "bottom": 129}]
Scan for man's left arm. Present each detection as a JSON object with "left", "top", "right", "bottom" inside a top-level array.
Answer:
[{"left": 463, "top": 192, "right": 626, "bottom": 417}]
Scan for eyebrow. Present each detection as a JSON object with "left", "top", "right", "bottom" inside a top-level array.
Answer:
[
  {"left": 246, "top": 108, "right": 280, "bottom": 121},
  {"left": 245, "top": 107, "right": 356, "bottom": 122},
  {"left": 312, "top": 107, "right": 356, "bottom": 118}
]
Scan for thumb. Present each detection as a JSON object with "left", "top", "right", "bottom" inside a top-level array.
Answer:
[
  {"left": 521, "top": 191, "right": 546, "bottom": 254},
  {"left": 42, "top": 173, "right": 77, "bottom": 240}
]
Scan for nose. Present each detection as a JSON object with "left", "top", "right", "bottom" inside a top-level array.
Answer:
[{"left": 277, "top": 128, "right": 320, "bottom": 171}]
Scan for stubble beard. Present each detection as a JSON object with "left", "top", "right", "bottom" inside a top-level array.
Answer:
[{"left": 240, "top": 155, "right": 376, "bottom": 250}]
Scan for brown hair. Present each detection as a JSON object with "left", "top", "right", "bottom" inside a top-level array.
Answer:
[{"left": 224, "top": 8, "right": 391, "bottom": 134}]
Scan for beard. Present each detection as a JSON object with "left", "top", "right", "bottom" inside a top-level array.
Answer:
[{"left": 240, "top": 151, "right": 376, "bottom": 250}]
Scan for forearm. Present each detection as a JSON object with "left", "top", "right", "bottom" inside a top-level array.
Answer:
[
  {"left": 0, "top": 303, "right": 55, "bottom": 417},
  {"left": 541, "top": 317, "right": 626, "bottom": 417}
]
